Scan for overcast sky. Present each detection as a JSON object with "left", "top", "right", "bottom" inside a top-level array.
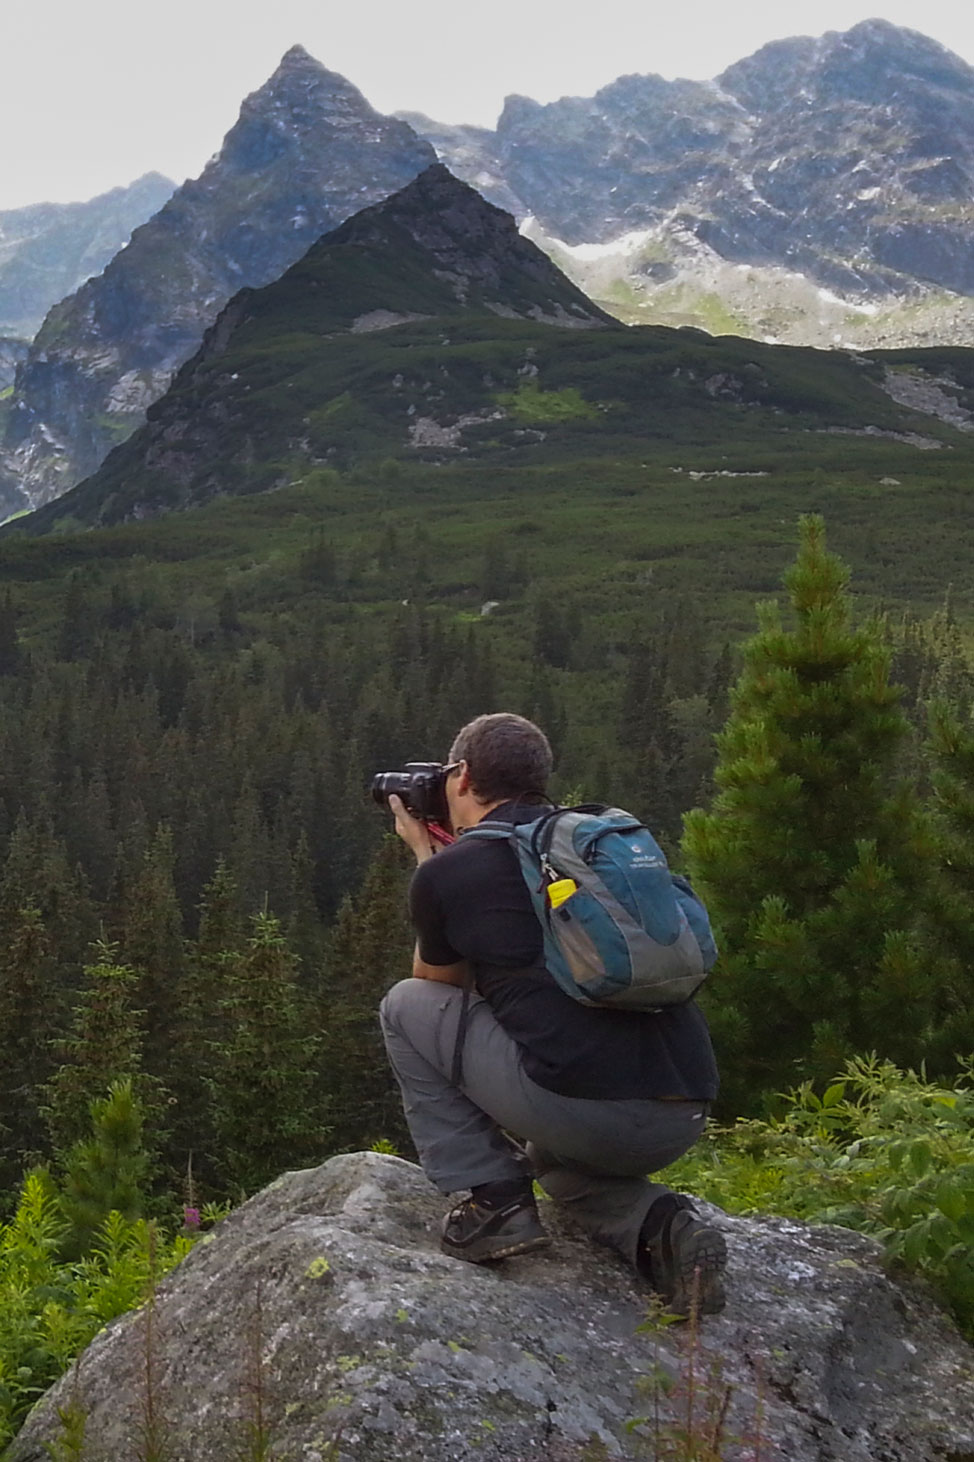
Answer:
[{"left": 3, "top": 0, "right": 974, "bottom": 210}]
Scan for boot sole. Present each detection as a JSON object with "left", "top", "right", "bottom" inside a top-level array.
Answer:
[
  {"left": 668, "top": 1226, "right": 728, "bottom": 1316},
  {"left": 441, "top": 1233, "right": 552, "bottom": 1264}
]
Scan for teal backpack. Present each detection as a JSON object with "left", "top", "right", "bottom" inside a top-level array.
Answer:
[{"left": 464, "top": 804, "right": 717, "bottom": 1010}]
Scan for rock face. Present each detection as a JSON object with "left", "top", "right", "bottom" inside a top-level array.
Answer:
[
  {"left": 411, "top": 21, "right": 974, "bottom": 348},
  {"left": 20, "top": 165, "right": 610, "bottom": 527},
  {"left": 0, "top": 336, "right": 29, "bottom": 392},
  {"left": 306, "top": 164, "right": 610, "bottom": 325},
  {"left": 0, "top": 173, "right": 174, "bottom": 341},
  {"left": 1, "top": 46, "right": 435, "bottom": 510},
  {"left": 8, "top": 1152, "right": 974, "bottom": 1461}
]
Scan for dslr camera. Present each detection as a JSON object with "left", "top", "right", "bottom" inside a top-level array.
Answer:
[{"left": 371, "top": 762, "right": 451, "bottom": 824}]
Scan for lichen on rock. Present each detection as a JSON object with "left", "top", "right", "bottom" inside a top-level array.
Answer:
[{"left": 7, "top": 1152, "right": 974, "bottom": 1461}]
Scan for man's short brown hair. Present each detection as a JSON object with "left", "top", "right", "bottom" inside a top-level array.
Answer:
[{"left": 449, "top": 713, "right": 553, "bottom": 803}]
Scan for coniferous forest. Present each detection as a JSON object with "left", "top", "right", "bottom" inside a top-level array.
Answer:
[
  {"left": 0, "top": 500, "right": 971, "bottom": 1197},
  {"left": 2, "top": 494, "right": 974, "bottom": 1441}
]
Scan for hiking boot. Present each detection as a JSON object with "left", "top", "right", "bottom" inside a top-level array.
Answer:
[
  {"left": 639, "top": 1199, "right": 727, "bottom": 1317},
  {"left": 440, "top": 1193, "right": 552, "bottom": 1264}
]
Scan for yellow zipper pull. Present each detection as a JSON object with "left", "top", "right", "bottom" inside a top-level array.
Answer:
[{"left": 547, "top": 877, "right": 578, "bottom": 909}]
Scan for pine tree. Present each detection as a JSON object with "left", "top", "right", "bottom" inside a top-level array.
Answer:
[
  {"left": 532, "top": 598, "right": 573, "bottom": 670},
  {"left": 44, "top": 942, "right": 165, "bottom": 1162},
  {"left": 57, "top": 573, "right": 97, "bottom": 662},
  {"left": 617, "top": 642, "right": 681, "bottom": 842},
  {"left": 0, "top": 809, "right": 97, "bottom": 970},
  {"left": 228, "top": 780, "right": 272, "bottom": 918},
  {"left": 218, "top": 586, "right": 242, "bottom": 639},
  {"left": 0, "top": 903, "right": 58, "bottom": 1187},
  {"left": 162, "top": 859, "right": 244, "bottom": 1189},
  {"left": 117, "top": 824, "right": 187, "bottom": 1089},
  {"left": 287, "top": 831, "right": 325, "bottom": 978},
  {"left": 208, "top": 911, "right": 323, "bottom": 1196},
  {"left": 59, "top": 1078, "right": 149, "bottom": 1258},
  {"left": 0, "top": 588, "right": 23, "bottom": 676},
  {"left": 683, "top": 516, "right": 935, "bottom": 1110},
  {"left": 319, "top": 836, "right": 414, "bottom": 1154},
  {"left": 919, "top": 700, "right": 974, "bottom": 1065}
]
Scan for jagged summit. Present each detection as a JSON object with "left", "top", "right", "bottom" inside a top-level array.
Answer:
[
  {"left": 240, "top": 40, "right": 378, "bottom": 108},
  {"left": 828, "top": 16, "right": 973, "bottom": 72},
  {"left": 410, "top": 17, "right": 974, "bottom": 347},
  {"left": 277, "top": 42, "right": 317, "bottom": 66},
  {"left": 0, "top": 52, "right": 435, "bottom": 513},
  {"left": 212, "top": 46, "right": 420, "bottom": 178},
  {"left": 718, "top": 18, "right": 974, "bottom": 113}
]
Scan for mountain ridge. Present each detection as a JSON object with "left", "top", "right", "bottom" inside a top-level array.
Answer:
[
  {"left": 13, "top": 165, "right": 615, "bottom": 528},
  {"left": 408, "top": 20, "right": 974, "bottom": 347},
  {"left": 0, "top": 46, "right": 435, "bottom": 515},
  {"left": 15, "top": 164, "right": 974, "bottom": 541},
  {"left": 0, "top": 172, "right": 173, "bottom": 347},
  {"left": 7, "top": 20, "right": 974, "bottom": 518}
]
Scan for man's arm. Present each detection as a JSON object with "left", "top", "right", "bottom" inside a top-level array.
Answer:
[
  {"left": 411, "top": 941, "right": 470, "bottom": 988},
  {"left": 390, "top": 793, "right": 469, "bottom": 987}
]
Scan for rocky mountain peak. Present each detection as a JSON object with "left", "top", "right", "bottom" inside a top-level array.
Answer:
[
  {"left": 408, "top": 18, "right": 974, "bottom": 348},
  {"left": 0, "top": 51, "right": 436, "bottom": 513},
  {"left": 218, "top": 46, "right": 417, "bottom": 176},
  {"left": 837, "top": 17, "right": 972, "bottom": 75},
  {"left": 320, "top": 163, "right": 611, "bottom": 319},
  {"left": 277, "top": 42, "right": 317, "bottom": 68},
  {"left": 719, "top": 19, "right": 974, "bottom": 116},
  {"left": 246, "top": 41, "right": 373, "bottom": 107}
]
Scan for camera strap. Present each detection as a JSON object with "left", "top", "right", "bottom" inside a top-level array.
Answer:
[{"left": 450, "top": 965, "right": 476, "bottom": 1088}]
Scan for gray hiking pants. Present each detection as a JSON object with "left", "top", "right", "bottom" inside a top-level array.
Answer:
[{"left": 379, "top": 978, "right": 709, "bottom": 1269}]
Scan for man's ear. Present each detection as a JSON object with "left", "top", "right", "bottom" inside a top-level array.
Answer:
[{"left": 455, "top": 760, "right": 472, "bottom": 795}]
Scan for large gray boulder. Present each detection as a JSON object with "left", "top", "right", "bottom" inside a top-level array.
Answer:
[{"left": 8, "top": 1152, "right": 974, "bottom": 1461}]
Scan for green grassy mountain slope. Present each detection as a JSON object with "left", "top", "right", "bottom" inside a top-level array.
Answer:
[{"left": 13, "top": 166, "right": 974, "bottom": 539}]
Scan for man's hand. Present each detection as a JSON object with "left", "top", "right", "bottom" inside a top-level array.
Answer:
[{"left": 389, "top": 793, "right": 436, "bottom": 864}]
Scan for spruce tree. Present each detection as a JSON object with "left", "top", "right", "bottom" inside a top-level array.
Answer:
[
  {"left": 319, "top": 836, "right": 414, "bottom": 1154},
  {"left": 0, "top": 811, "right": 97, "bottom": 983},
  {"left": 59, "top": 1078, "right": 149, "bottom": 1258},
  {"left": 44, "top": 942, "right": 165, "bottom": 1162},
  {"left": 0, "top": 588, "right": 23, "bottom": 676},
  {"left": 683, "top": 516, "right": 934, "bottom": 1110},
  {"left": 57, "top": 573, "right": 96, "bottom": 662},
  {"left": 208, "top": 910, "right": 323, "bottom": 1196},
  {"left": 919, "top": 700, "right": 974, "bottom": 1065},
  {"left": 168, "top": 858, "right": 243, "bottom": 1188},
  {"left": 287, "top": 831, "right": 325, "bottom": 977},
  {"left": 117, "top": 824, "right": 187, "bottom": 1087},
  {"left": 0, "top": 903, "right": 57, "bottom": 1187}
]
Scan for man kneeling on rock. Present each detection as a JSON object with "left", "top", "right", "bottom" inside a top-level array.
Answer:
[{"left": 379, "top": 712, "right": 726, "bottom": 1315}]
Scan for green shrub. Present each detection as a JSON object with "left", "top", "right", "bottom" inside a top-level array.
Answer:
[
  {"left": 665, "top": 1054, "right": 974, "bottom": 1334},
  {"left": 496, "top": 381, "right": 597, "bottom": 422},
  {"left": 0, "top": 1173, "right": 194, "bottom": 1446}
]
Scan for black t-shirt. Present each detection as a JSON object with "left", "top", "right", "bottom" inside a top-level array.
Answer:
[{"left": 408, "top": 801, "right": 719, "bottom": 1102}]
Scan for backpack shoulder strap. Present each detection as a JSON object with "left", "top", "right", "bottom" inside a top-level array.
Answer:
[{"left": 530, "top": 803, "right": 609, "bottom": 860}]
